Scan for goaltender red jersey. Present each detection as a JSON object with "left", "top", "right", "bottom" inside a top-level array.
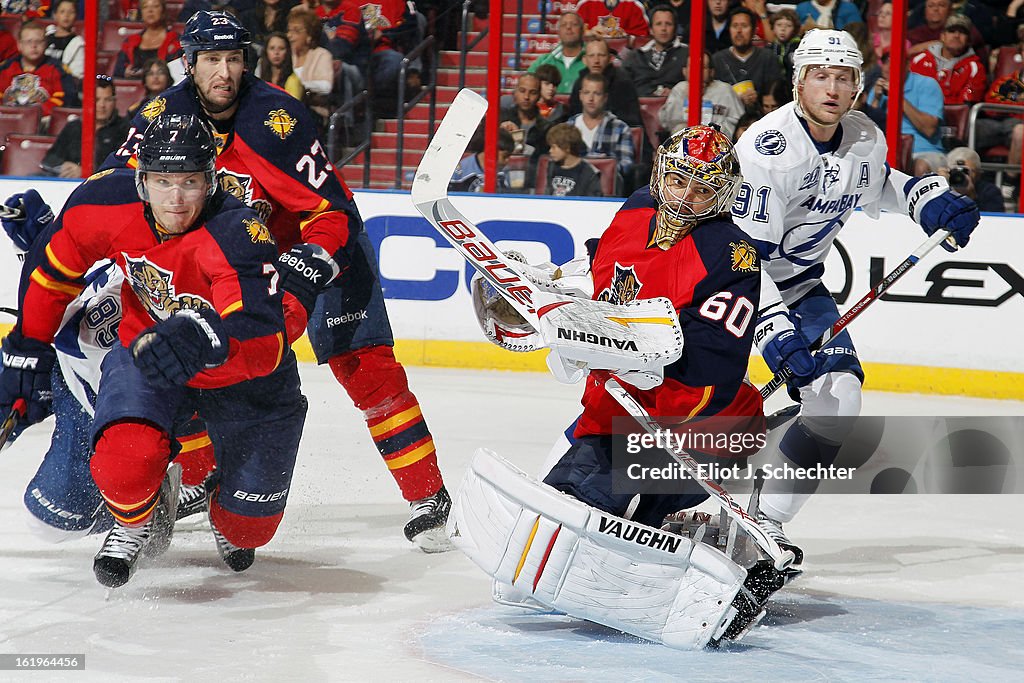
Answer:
[
  {"left": 574, "top": 186, "right": 765, "bottom": 439},
  {"left": 20, "top": 168, "right": 287, "bottom": 389}
]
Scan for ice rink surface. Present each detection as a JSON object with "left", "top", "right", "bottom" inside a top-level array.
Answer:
[{"left": 1, "top": 365, "right": 1022, "bottom": 681}]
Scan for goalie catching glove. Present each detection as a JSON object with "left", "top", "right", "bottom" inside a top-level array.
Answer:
[
  {"left": 471, "top": 252, "right": 683, "bottom": 388},
  {"left": 131, "top": 308, "right": 230, "bottom": 386}
]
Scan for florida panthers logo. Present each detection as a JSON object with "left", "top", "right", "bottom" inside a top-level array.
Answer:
[
  {"left": 2, "top": 72, "right": 48, "bottom": 107},
  {"left": 596, "top": 15, "right": 625, "bottom": 37},
  {"left": 244, "top": 217, "right": 273, "bottom": 245},
  {"left": 360, "top": 3, "right": 392, "bottom": 30},
  {"left": 218, "top": 170, "right": 273, "bottom": 222},
  {"left": 730, "top": 240, "right": 759, "bottom": 272},
  {"left": 597, "top": 263, "right": 642, "bottom": 304},
  {"left": 123, "top": 255, "right": 212, "bottom": 321}
]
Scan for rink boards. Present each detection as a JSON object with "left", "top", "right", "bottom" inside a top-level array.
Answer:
[{"left": 0, "top": 178, "right": 1021, "bottom": 399}]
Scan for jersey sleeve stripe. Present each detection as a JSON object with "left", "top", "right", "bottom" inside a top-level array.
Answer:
[
  {"left": 45, "top": 243, "right": 86, "bottom": 278},
  {"left": 220, "top": 300, "right": 244, "bottom": 317},
  {"left": 298, "top": 199, "right": 335, "bottom": 233},
  {"left": 30, "top": 269, "right": 85, "bottom": 297}
]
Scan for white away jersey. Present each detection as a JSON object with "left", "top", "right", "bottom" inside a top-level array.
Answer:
[
  {"left": 52, "top": 262, "right": 123, "bottom": 415},
  {"left": 733, "top": 103, "right": 889, "bottom": 305}
]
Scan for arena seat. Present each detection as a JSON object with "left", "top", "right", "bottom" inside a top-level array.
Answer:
[{"left": 1, "top": 134, "right": 56, "bottom": 176}]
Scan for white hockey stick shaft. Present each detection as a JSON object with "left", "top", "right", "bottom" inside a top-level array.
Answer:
[
  {"left": 604, "top": 377, "right": 796, "bottom": 571},
  {"left": 411, "top": 89, "right": 545, "bottom": 327}
]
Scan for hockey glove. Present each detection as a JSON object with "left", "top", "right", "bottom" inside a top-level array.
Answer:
[
  {"left": 2, "top": 190, "right": 54, "bottom": 254},
  {"left": 0, "top": 330, "right": 56, "bottom": 432},
  {"left": 275, "top": 243, "right": 341, "bottom": 313},
  {"left": 131, "top": 308, "right": 230, "bottom": 386},
  {"left": 754, "top": 312, "right": 817, "bottom": 388},
  {"left": 906, "top": 176, "right": 979, "bottom": 252}
]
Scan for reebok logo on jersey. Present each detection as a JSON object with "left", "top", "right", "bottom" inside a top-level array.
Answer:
[
  {"left": 597, "top": 516, "right": 683, "bottom": 553},
  {"left": 2, "top": 352, "right": 38, "bottom": 369},
  {"left": 326, "top": 311, "right": 368, "bottom": 327}
]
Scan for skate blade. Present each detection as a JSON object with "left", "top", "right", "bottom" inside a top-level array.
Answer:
[{"left": 412, "top": 526, "right": 456, "bottom": 553}]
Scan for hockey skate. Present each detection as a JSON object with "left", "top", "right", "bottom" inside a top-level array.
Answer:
[
  {"left": 93, "top": 464, "right": 180, "bottom": 588},
  {"left": 176, "top": 481, "right": 209, "bottom": 521},
  {"left": 403, "top": 486, "right": 454, "bottom": 553},
  {"left": 755, "top": 511, "right": 804, "bottom": 568},
  {"left": 210, "top": 520, "right": 255, "bottom": 572}
]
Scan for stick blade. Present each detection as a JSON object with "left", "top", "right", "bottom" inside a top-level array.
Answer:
[{"left": 411, "top": 88, "right": 488, "bottom": 205}]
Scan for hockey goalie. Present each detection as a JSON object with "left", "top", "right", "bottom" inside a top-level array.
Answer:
[{"left": 413, "top": 110, "right": 788, "bottom": 649}]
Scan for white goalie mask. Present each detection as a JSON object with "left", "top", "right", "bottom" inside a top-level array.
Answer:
[
  {"left": 792, "top": 29, "right": 864, "bottom": 121},
  {"left": 650, "top": 125, "right": 742, "bottom": 249}
]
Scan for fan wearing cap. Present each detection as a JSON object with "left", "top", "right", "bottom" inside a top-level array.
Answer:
[
  {"left": 733, "top": 29, "right": 981, "bottom": 565},
  {"left": 909, "top": 14, "right": 988, "bottom": 105},
  {"left": 4, "top": 113, "right": 305, "bottom": 587}
]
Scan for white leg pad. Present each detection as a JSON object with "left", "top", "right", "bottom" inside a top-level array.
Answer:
[{"left": 448, "top": 448, "right": 747, "bottom": 650}]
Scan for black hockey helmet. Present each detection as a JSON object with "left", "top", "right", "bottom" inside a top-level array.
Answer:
[
  {"left": 135, "top": 113, "right": 218, "bottom": 202},
  {"left": 180, "top": 10, "right": 252, "bottom": 68}
]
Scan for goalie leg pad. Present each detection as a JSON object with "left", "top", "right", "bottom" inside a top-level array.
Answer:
[{"left": 448, "top": 449, "right": 747, "bottom": 650}]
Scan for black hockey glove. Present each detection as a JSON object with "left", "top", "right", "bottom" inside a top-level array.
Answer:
[
  {"left": 275, "top": 243, "right": 341, "bottom": 313},
  {"left": 131, "top": 308, "right": 230, "bottom": 386},
  {"left": 1, "top": 329, "right": 56, "bottom": 432},
  {"left": 2, "top": 189, "right": 54, "bottom": 255}
]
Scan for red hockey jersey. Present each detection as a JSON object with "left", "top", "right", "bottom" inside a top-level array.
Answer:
[
  {"left": 574, "top": 187, "right": 764, "bottom": 444},
  {"left": 575, "top": 0, "right": 650, "bottom": 40},
  {"left": 107, "top": 75, "right": 361, "bottom": 266},
  {"left": 21, "top": 169, "right": 287, "bottom": 389}
]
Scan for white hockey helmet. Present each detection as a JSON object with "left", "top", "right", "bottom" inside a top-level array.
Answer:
[{"left": 792, "top": 29, "right": 864, "bottom": 101}]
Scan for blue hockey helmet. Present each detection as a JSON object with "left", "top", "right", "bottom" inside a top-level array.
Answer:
[
  {"left": 180, "top": 10, "right": 252, "bottom": 68},
  {"left": 135, "top": 114, "right": 218, "bottom": 202}
]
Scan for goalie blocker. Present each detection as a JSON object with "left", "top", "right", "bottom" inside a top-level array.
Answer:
[{"left": 448, "top": 449, "right": 751, "bottom": 650}]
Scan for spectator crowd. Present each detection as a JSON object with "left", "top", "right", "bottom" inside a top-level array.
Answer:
[{"left": 0, "top": 0, "right": 1022, "bottom": 210}]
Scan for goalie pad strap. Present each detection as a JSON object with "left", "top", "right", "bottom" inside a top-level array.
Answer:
[{"left": 448, "top": 449, "right": 746, "bottom": 650}]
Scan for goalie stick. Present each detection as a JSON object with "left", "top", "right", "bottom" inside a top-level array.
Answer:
[
  {"left": 411, "top": 89, "right": 545, "bottom": 327},
  {"left": 759, "top": 227, "right": 953, "bottom": 400},
  {"left": 412, "top": 88, "right": 794, "bottom": 571},
  {"left": 0, "top": 399, "right": 26, "bottom": 453}
]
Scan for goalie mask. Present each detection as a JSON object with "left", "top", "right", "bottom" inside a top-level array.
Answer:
[{"left": 650, "top": 125, "right": 742, "bottom": 249}]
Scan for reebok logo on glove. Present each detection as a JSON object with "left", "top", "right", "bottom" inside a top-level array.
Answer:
[
  {"left": 2, "top": 352, "right": 38, "bottom": 369},
  {"left": 278, "top": 253, "right": 325, "bottom": 284}
]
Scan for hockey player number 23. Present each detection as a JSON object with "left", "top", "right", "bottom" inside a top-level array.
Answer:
[
  {"left": 699, "top": 292, "right": 753, "bottom": 338},
  {"left": 295, "top": 140, "right": 329, "bottom": 189}
]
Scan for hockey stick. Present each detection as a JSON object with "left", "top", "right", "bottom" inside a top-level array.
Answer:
[
  {"left": 413, "top": 89, "right": 794, "bottom": 571},
  {"left": 604, "top": 377, "right": 796, "bottom": 571},
  {"left": 0, "top": 399, "right": 26, "bottom": 452},
  {"left": 759, "top": 227, "right": 952, "bottom": 400},
  {"left": 411, "top": 89, "right": 546, "bottom": 327}
]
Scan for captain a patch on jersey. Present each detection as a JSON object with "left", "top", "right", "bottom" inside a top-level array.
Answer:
[{"left": 754, "top": 130, "right": 787, "bottom": 156}]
